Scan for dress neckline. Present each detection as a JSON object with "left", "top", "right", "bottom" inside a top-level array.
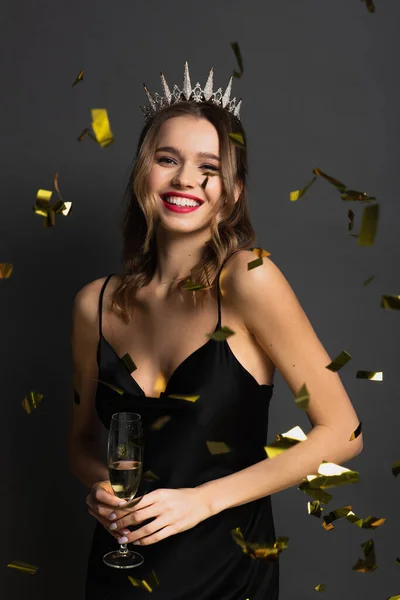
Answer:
[{"left": 99, "top": 332, "right": 274, "bottom": 398}]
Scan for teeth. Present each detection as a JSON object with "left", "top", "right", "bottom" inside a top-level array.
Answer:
[{"left": 164, "top": 195, "right": 201, "bottom": 207}]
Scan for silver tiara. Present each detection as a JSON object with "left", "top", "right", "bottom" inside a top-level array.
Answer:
[{"left": 140, "top": 61, "right": 242, "bottom": 123}]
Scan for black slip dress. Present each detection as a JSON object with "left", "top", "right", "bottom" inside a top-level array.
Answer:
[{"left": 85, "top": 252, "right": 279, "bottom": 600}]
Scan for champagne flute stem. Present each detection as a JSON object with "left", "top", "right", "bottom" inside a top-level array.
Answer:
[{"left": 119, "top": 543, "right": 129, "bottom": 555}]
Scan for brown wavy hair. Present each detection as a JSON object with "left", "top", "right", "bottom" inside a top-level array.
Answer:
[{"left": 111, "top": 100, "right": 256, "bottom": 322}]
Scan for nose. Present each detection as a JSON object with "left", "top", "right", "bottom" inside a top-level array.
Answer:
[{"left": 171, "top": 163, "right": 198, "bottom": 188}]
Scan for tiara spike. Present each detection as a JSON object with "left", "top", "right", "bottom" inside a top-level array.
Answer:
[
  {"left": 221, "top": 76, "right": 233, "bottom": 108},
  {"left": 160, "top": 71, "right": 172, "bottom": 105},
  {"left": 203, "top": 67, "right": 214, "bottom": 101},
  {"left": 233, "top": 98, "right": 242, "bottom": 119},
  {"left": 143, "top": 83, "right": 157, "bottom": 112},
  {"left": 182, "top": 61, "right": 192, "bottom": 101}
]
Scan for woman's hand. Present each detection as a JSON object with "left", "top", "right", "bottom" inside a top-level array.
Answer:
[
  {"left": 86, "top": 480, "right": 131, "bottom": 540},
  {"left": 105, "top": 488, "right": 212, "bottom": 546}
]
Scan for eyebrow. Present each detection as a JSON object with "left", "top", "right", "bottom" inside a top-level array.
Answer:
[{"left": 155, "top": 146, "right": 220, "bottom": 162}]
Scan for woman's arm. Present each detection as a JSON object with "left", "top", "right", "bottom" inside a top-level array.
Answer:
[
  {"left": 67, "top": 279, "right": 110, "bottom": 489},
  {"left": 197, "top": 250, "right": 363, "bottom": 515}
]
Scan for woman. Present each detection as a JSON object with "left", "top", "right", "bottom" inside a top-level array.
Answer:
[{"left": 68, "top": 63, "right": 363, "bottom": 599}]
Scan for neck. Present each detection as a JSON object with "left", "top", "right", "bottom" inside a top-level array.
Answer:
[{"left": 152, "top": 227, "right": 211, "bottom": 288}]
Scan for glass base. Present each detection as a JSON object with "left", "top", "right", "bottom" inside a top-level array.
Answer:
[{"left": 103, "top": 548, "right": 144, "bottom": 569}]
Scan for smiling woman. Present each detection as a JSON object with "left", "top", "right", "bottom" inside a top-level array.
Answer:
[{"left": 68, "top": 62, "right": 362, "bottom": 600}]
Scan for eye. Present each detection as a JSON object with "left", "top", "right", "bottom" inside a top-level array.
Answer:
[{"left": 156, "top": 157, "right": 219, "bottom": 171}]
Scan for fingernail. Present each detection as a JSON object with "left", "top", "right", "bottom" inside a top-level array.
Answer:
[
  {"left": 109, "top": 512, "right": 117, "bottom": 520},
  {"left": 108, "top": 523, "right": 117, "bottom": 530},
  {"left": 118, "top": 500, "right": 127, "bottom": 507},
  {"left": 121, "top": 529, "right": 130, "bottom": 535},
  {"left": 118, "top": 536, "right": 128, "bottom": 544}
]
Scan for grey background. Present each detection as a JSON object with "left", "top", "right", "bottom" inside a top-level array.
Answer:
[{"left": 1, "top": 0, "right": 399, "bottom": 598}]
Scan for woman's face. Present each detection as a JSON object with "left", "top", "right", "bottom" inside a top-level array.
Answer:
[{"left": 148, "top": 115, "right": 228, "bottom": 234}]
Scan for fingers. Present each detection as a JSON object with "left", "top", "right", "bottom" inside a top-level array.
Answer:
[
  {"left": 95, "top": 488, "right": 127, "bottom": 508},
  {"left": 87, "top": 507, "right": 130, "bottom": 541}
]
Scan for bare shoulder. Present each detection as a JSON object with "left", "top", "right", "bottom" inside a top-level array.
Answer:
[
  {"left": 73, "top": 276, "right": 118, "bottom": 317},
  {"left": 221, "top": 249, "right": 286, "bottom": 302}
]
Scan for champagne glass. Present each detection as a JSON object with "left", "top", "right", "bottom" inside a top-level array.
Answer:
[{"left": 103, "top": 412, "right": 144, "bottom": 569}]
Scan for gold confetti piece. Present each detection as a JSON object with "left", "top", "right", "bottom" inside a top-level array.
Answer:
[
  {"left": 356, "top": 370, "right": 383, "bottom": 382},
  {"left": 231, "top": 41, "right": 244, "bottom": 78},
  {"left": 22, "top": 391, "right": 44, "bottom": 415},
  {"left": 322, "top": 505, "right": 353, "bottom": 531},
  {"left": 7, "top": 560, "right": 39, "bottom": 575},
  {"left": 313, "top": 168, "right": 347, "bottom": 191},
  {"left": 121, "top": 353, "right": 137, "bottom": 374},
  {"left": 247, "top": 247, "right": 271, "bottom": 270},
  {"left": 33, "top": 175, "right": 72, "bottom": 226},
  {"left": 207, "top": 326, "right": 235, "bottom": 342},
  {"left": 392, "top": 460, "right": 400, "bottom": 478},
  {"left": 91, "top": 109, "right": 114, "bottom": 148},
  {"left": 265, "top": 425, "right": 308, "bottom": 459},
  {"left": 300, "top": 486, "right": 332, "bottom": 505},
  {"left": 228, "top": 133, "right": 245, "bottom": 149},
  {"left": 94, "top": 379, "right": 124, "bottom": 395},
  {"left": 0, "top": 263, "right": 13, "bottom": 278},
  {"left": 153, "top": 372, "right": 167, "bottom": 396},
  {"left": 303, "top": 461, "right": 360, "bottom": 490},
  {"left": 350, "top": 421, "right": 362, "bottom": 442},
  {"left": 388, "top": 597, "right": 400, "bottom": 600},
  {"left": 166, "top": 394, "right": 200, "bottom": 403},
  {"left": 150, "top": 415, "right": 171, "bottom": 430},
  {"left": 340, "top": 189, "right": 376, "bottom": 203},
  {"left": 183, "top": 279, "right": 209, "bottom": 292},
  {"left": 361, "top": 0, "right": 375, "bottom": 13},
  {"left": 231, "top": 527, "right": 289, "bottom": 561},
  {"left": 315, "top": 584, "right": 326, "bottom": 592},
  {"left": 395, "top": 558, "right": 400, "bottom": 566},
  {"left": 77, "top": 127, "right": 97, "bottom": 142},
  {"left": 201, "top": 174, "right": 209, "bottom": 190},
  {"left": 72, "top": 69, "right": 84, "bottom": 87},
  {"left": 143, "top": 470, "right": 160, "bottom": 481},
  {"left": 357, "top": 203, "right": 380, "bottom": 247},
  {"left": 308, "top": 500, "right": 323, "bottom": 518},
  {"left": 290, "top": 175, "right": 317, "bottom": 202},
  {"left": 345, "top": 512, "right": 386, "bottom": 529},
  {"left": 295, "top": 383, "right": 309, "bottom": 410},
  {"left": 128, "top": 569, "right": 160, "bottom": 593},
  {"left": 206, "top": 441, "right": 232, "bottom": 454},
  {"left": 348, "top": 209, "right": 355, "bottom": 231},
  {"left": 352, "top": 539, "right": 377, "bottom": 573},
  {"left": 326, "top": 350, "right": 352, "bottom": 372},
  {"left": 381, "top": 295, "right": 400, "bottom": 310},
  {"left": 363, "top": 275, "right": 375, "bottom": 286}
]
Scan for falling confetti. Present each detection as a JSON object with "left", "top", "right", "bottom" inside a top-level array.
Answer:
[
  {"left": 247, "top": 247, "right": 271, "bottom": 271},
  {"left": 121, "top": 353, "right": 137, "bottom": 374},
  {"left": 72, "top": 69, "right": 84, "bottom": 87},
  {"left": 128, "top": 569, "right": 160, "bottom": 592},
  {"left": 381, "top": 295, "right": 400, "bottom": 310},
  {"left": 207, "top": 326, "right": 235, "bottom": 342},
  {"left": 231, "top": 41, "right": 244, "bottom": 78},
  {"left": 94, "top": 379, "right": 124, "bottom": 395},
  {"left": 352, "top": 539, "right": 378, "bottom": 573},
  {"left": 325, "top": 350, "right": 352, "bottom": 372},
  {"left": 22, "top": 391, "right": 44, "bottom": 415},
  {"left": 33, "top": 173, "right": 72, "bottom": 227},
  {"left": 228, "top": 133, "right": 245, "bottom": 149},
  {"left": 7, "top": 560, "right": 39, "bottom": 575},
  {"left": 0, "top": 263, "right": 13, "bottom": 278},
  {"left": 295, "top": 383, "right": 310, "bottom": 410},
  {"left": 361, "top": 0, "right": 375, "bottom": 13},
  {"left": 206, "top": 441, "right": 232, "bottom": 454},
  {"left": 356, "top": 370, "right": 383, "bottom": 382}
]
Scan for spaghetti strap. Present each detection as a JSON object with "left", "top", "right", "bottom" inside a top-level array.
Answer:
[
  {"left": 215, "top": 249, "right": 243, "bottom": 330},
  {"left": 98, "top": 274, "right": 115, "bottom": 338}
]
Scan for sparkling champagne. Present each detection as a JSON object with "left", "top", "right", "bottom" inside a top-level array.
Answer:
[{"left": 109, "top": 460, "right": 142, "bottom": 499}]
